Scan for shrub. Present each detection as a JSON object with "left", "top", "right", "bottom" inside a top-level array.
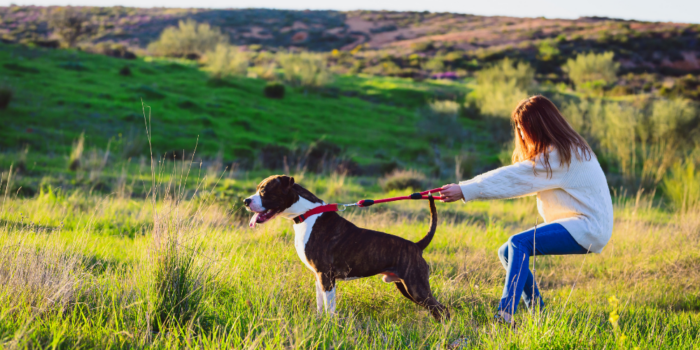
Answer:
[
  {"left": 119, "top": 65, "right": 132, "bottom": 76},
  {"left": 0, "top": 86, "right": 12, "bottom": 109},
  {"left": 264, "top": 83, "right": 285, "bottom": 99},
  {"left": 49, "top": 7, "right": 94, "bottom": 47},
  {"left": 69, "top": 132, "right": 84, "bottom": 171},
  {"left": 277, "top": 52, "right": 333, "bottom": 88},
  {"left": 203, "top": 44, "right": 249, "bottom": 78},
  {"left": 148, "top": 19, "right": 228, "bottom": 58},
  {"left": 663, "top": 160, "right": 700, "bottom": 211},
  {"left": 422, "top": 57, "right": 445, "bottom": 72},
  {"left": 429, "top": 100, "right": 460, "bottom": 116},
  {"left": 469, "top": 58, "right": 535, "bottom": 118},
  {"left": 380, "top": 169, "right": 426, "bottom": 191},
  {"left": 562, "top": 52, "right": 619, "bottom": 90}
]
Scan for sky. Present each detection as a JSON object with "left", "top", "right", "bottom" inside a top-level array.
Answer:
[{"left": 1, "top": 0, "right": 699, "bottom": 24}]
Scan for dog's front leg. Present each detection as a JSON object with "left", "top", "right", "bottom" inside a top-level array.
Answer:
[
  {"left": 317, "top": 272, "right": 337, "bottom": 315},
  {"left": 314, "top": 278, "right": 324, "bottom": 313}
]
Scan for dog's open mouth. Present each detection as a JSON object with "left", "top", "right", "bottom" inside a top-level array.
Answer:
[{"left": 249, "top": 209, "right": 280, "bottom": 228}]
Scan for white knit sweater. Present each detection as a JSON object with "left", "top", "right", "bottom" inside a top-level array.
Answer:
[{"left": 459, "top": 148, "right": 613, "bottom": 253}]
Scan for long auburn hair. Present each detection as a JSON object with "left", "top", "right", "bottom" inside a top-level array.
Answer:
[{"left": 511, "top": 95, "right": 593, "bottom": 177}]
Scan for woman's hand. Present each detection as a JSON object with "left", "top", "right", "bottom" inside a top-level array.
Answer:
[{"left": 440, "top": 184, "right": 464, "bottom": 203}]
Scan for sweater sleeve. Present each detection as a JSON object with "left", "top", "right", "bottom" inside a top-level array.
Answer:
[{"left": 459, "top": 152, "right": 567, "bottom": 202}]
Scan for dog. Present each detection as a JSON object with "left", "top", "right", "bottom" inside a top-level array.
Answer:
[{"left": 244, "top": 175, "right": 449, "bottom": 321}]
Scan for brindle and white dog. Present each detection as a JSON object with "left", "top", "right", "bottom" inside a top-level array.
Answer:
[{"left": 244, "top": 175, "right": 449, "bottom": 321}]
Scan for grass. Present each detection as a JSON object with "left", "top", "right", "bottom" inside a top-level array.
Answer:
[
  {"left": 0, "top": 160, "right": 698, "bottom": 348},
  {"left": 1, "top": 38, "right": 699, "bottom": 348},
  {"left": 0, "top": 43, "right": 477, "bottom": 169}
]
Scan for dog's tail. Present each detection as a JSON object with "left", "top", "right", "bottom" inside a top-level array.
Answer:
[{"left": 415, "top": 195, "right": 437, "bottom": 251}]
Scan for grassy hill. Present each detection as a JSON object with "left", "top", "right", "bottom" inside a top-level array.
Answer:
[{"left": 1, "top": 42, "right": 485, "bottom": 174}]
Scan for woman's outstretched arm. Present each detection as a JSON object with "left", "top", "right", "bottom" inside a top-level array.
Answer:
[{"left": 441, "top": 151, "right": 568, "bottom": 203}]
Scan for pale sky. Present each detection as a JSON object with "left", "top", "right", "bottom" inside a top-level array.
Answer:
[{"left": 2, "top": 0, "right": 699, "bottom": 24}]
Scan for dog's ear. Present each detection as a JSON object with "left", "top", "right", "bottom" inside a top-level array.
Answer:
[{"left": 279, "top": 176, "right": 295, "bottom": 191}]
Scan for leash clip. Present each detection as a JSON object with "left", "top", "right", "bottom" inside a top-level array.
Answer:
[{"left": 338, "top": 203, "right": 358, "bottom": 211}]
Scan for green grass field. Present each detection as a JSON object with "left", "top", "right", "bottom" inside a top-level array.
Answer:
[
  {"left": 0, "top": 43, "right": 482, "bottom": 169},
  {"left": 1, "top": 41, "right": 700, "bottom": 349},
  {"left": 0, "top": 160, "right": 698, "bottom": 348}
]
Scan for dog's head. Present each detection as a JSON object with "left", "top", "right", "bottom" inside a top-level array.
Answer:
[{"left": 244, "top": 175, "right": 322, "bottom": 227}]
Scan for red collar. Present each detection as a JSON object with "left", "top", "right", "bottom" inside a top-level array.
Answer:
[{"left": 293, "top": 204, "right": 339, "bottom": 224}]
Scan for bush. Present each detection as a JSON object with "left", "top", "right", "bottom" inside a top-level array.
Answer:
[
  {"left": 148, "top": 19, "right": 228, "bottom": 58},
  {"left": 562, "top": 52, "right": 619, "bottom": 90},
  {"left": 422, "top": 57, "right": 445, "bottom": 72},
  {"left": 0, "top": 86, "right": 12, "bottom": 109},
  {"left": 469, "top": 58, "right": 535, "bottom": 118},
  {"left": 561, "top": 97, "right": 699, "bottom": 187},
  {"left": 69, "top": 132, "right": 84, "bottom": 171},
  {"left": 49, "top": 7, "right": 94, "bottom": 48},
  {"left": 663, "top": 160, "right": 700, "bottom": 211},
  {"left": 277, "top": 52, "right": 333, "bottom": 88},
  {"left": 203, "top": 44, "right": 249, "bottom": 78},
  {"left": 264, "top": 83, "right": 285, "bottom": 99},
  {"left": 428, "top": 100, "right": 460, "bottom": 117},
  {"left": 380, "top": 169, "right": 426, "bottom": 191}
]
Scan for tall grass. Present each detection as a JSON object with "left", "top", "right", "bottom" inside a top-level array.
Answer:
[
  {"left": 663, "top": 160, "right": 700, "bottom": 211},
  {"left": 0, "top": 182, "right": 699, "bottom": 348},
  {"left": 561, "top": 97, "right": 699, "bottom": 188}
]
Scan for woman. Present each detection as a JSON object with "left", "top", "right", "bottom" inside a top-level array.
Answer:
[{"left": 440, "top": 95, "right": 613, "bottom": 324}]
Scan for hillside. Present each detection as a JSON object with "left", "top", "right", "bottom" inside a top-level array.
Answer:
[
  {"left": 2, "top": 7, "right": 699, "bottom": 83},
  {"left": 0, "top": 43, "right": 480, "bottom": 175}
]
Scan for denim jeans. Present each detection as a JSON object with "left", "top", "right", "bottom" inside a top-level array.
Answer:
[{"left": 497, "top": 223, "right": 590, "bottom": 314}]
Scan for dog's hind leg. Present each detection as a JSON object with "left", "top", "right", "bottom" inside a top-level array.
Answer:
[
  {"left": 401, "top": 274, "right": 450, "bottom": 321},
  {"left": 395, "top": 282, "right": 417, "bottom": 303}
]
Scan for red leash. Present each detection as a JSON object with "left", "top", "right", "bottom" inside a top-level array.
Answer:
[{"left": 293, "top": 188, "right": 445, "bottom": 224}]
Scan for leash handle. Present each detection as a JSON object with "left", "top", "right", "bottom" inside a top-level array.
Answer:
[{"left": 357, "top": 190, "right": 445, "bottom": 207}]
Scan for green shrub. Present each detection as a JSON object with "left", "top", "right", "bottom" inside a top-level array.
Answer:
[
  {"left": 562, "top": 52, "right": 619, "bottom": 90},
  {"left": 561, "top": 97, "right": 699, "bottom": 187},
  {"left": 119, "top": 65, "right": 132, "bottom": 76},
  {"left": 380, "top": 169, "right": 426, "bottom": 191},
  {"left": 469, "top": 58, "right": 535, "bottom": 118},
  {"left": 428, "top": 100, "right": 460, "bottom": 117},
  {"left": 203, "top": 44, "right": 249, "bottom": 78},
  {"left": 68, "top": 132, "right": 84, "bottom": 171},
  {"left": 0, "top": 86, "right": 12, "bottom": 109},
  {"left": 148, "top": 19, "right": 228, "bottom": 58},
  {"left": 663, "top": 160, "right": 700, "bottom": 211},
  {"left": 277, "top": 52, "right": 333, "bottom": 88},
  {"left": 422, "top": 57, "right": 445, "bottom": 72},
  {"left": 264, "top": 83, "right": 285, "bottom": 99},
  {"left": 49, "top": 8, "right": 94, "bottom": 48}
]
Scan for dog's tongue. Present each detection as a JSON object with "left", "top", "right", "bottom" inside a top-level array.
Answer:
[{"left": 249, "top": 213, "right": 260, "bottom": 228}]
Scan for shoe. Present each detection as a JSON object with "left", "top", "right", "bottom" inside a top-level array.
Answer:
[
  {"left": 447, "top": 337, "right": 469, "bottom": 349},
  {"left": 494, "top": 314, "right": 517, "bottom": 330}
]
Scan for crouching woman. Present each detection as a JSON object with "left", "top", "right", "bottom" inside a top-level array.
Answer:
[{"left": 440, "top": 95, "right": 613, "bottom": 324}]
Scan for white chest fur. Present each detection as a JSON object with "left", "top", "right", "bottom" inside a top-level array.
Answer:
[{"left": 293, "top": 215, "right": 318, "bottom": 272}]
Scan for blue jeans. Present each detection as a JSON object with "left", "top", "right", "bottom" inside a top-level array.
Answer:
[{"left": 497, "top": 223, "right": 589, "bottom": 314}]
